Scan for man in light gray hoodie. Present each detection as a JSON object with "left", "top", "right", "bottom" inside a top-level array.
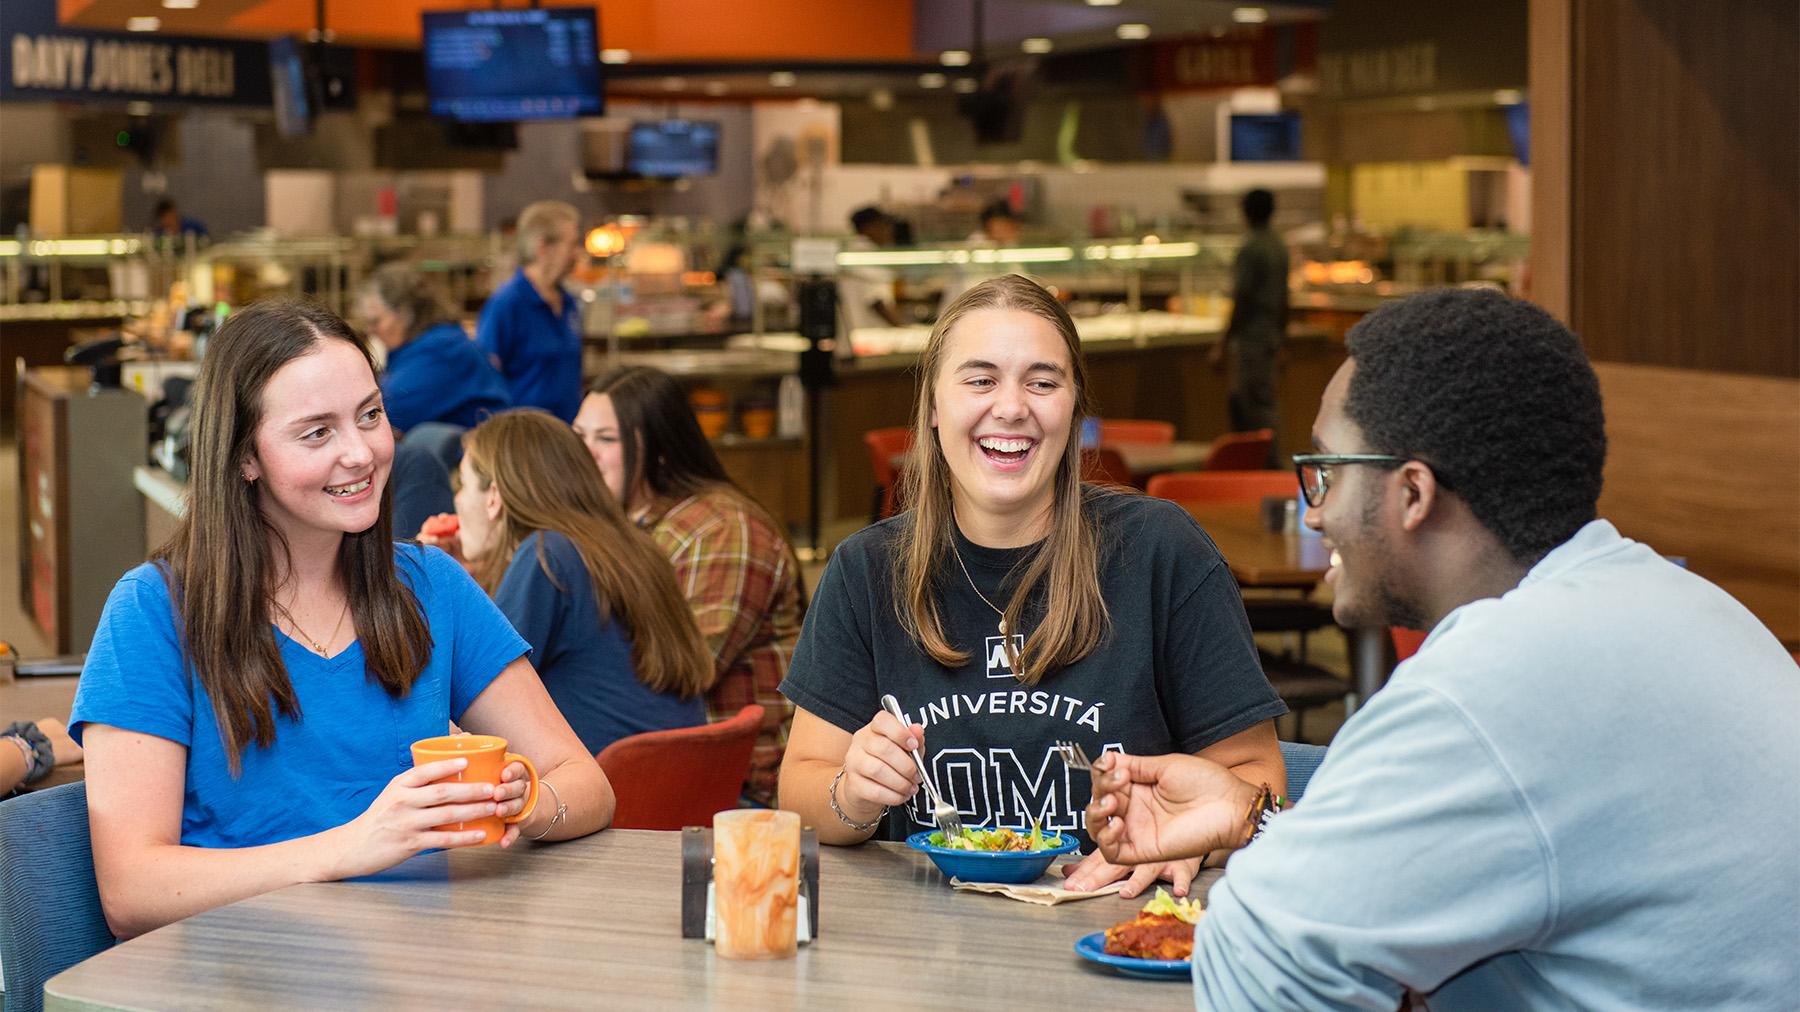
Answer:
[{"left": 1087, "top": 289, "right": 1800, "bottom": 1010}]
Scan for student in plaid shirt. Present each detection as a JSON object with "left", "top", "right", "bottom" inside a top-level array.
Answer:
[{"left": 575, "top": 367, "right": 806, "bottom": 806}]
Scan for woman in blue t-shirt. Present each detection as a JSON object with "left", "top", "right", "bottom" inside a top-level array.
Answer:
[
  {"left": 71, "top": 301, "right": 615, "bottom": 940},
  {"left": 449, "top": 410, "right": 714, "bottom": 754},
  {"left": 776, "top": 275, "right": 1286, "bottom": 899}
]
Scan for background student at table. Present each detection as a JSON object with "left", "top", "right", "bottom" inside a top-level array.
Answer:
[
  {"left": 777, "top": 274, "right": 1286, "bottom": 898},
  {"left": 69, "top": 301, "right": 613, "bottom": 940},
  {"left": 478, "top": 200, "right": 585, "bottom": 422},
  {"left": 1085, "top": 289, "right": 1800, "bottom": 1009},
  {"left": 576, "top": 366, "right": 807, "bottom": 806},
  {"left": 437, "top": 410, "right": 715, "bottom": 755}
]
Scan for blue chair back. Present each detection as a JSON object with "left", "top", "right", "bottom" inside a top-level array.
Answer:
[
  {"left": 0, "top": 782, "right": 113, "bottom": 1012},
  {"left": 1278, "top": 740, "right": 1328, "bottom": 803}
]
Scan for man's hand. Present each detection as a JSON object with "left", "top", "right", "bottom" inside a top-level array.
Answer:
[{"left": 1084, "top": 751, "right": 1261, "bottom": 866}]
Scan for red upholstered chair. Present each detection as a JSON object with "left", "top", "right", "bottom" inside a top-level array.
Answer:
[
  {"left": 595, "top": 704, "right": 764, "bottom": 830},
  {"left": 1145, "top": 469, "right": 1298, "bottom": 504},
  {"left": 1391, "top": 628, "right": 1429, "bottom": 663},
  {"left": 1080, "top": 446, "right": 1136, "bottom": 488},
  {"left": 1204, "top": 428, "right": 1275, "bottom": 471},
  {"left": 862, "top": 427, "right": 914, "bottom": 523},
  {"left": 1099, "top": 419, "right": 1175, "bottom": 445}
]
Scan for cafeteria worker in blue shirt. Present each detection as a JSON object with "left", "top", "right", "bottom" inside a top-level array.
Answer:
[
  {"left": 478, "top": 200, "right": 586, "bottom": 422},
  {"left": 70, "top": 300, "right": 615, "bottom": 940}
]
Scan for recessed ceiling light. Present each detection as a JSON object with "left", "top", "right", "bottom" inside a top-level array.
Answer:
[
  {"left": 1232, "top": 7, "right": 1269, "bottom": 24},
  {"left": 126, "top": 16, "right": 161, "bottom": 31},
  {"left": 600, "top": 49, "right": 631, "bottom": 64},
  {"left": 705, "top": 81, "right": 729, "bottom": 96},
  {"left": 162, "top": 0, "right": 199, "bottom": 8},
  {"left": 1116, "top": 23, "right": 1150, "bottom": 40},
  {"left": 1021, "top": 37, "right": 1053, "bottom": 54},
  {"left": 662, "top": 77, "right": 685, "bottom": 91},
  {"left": 919, "top": 73, "right": 947, "bottom": 89},
  {"left": 940, "top": 50, "right": 971, "bottom": 67},
  {"left": 1085, "top": 0, "right": 1122, "bottom": 6},
  {"left": 769, "top": 71, "right": 797, "bottom": 87},
  {"left": 1493, "top": 89, "right": 1524, "bottom": 105},
  {"left": 952, "top": 78, "right": 978, "bottom": 93}
]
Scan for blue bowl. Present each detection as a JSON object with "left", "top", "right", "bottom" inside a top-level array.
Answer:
[{"left": 904, "top": 829, "right": 1080, "bottom": 884}]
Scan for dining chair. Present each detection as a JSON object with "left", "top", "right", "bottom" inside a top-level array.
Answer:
[
  {"left": 1145, "top": 469, "right": 1297, "bottom": 504},
  {"left": 0, "top": 782, "right": 114, "bottom": 1012},
  {"left": 1391, "top": 627, "right": 1429, "bottom": 663},
  {"left": 596, "top": 704, "right": 765, "bottom": 830},
  {"left": 1278, "top": 741, "right": 1328, "bottom": 803},
  {"left": 1080, "top": 447, "right": 1136, "bottom": 488},
  {"left": 1098, "top": 419, "right": 1175, "bottom": 445},
  {"left": 862, "top": 427, "right": 913, "bottom": 523},
  {"left": 1203, "top": 428, "right": 1275, "bottom": 471}
]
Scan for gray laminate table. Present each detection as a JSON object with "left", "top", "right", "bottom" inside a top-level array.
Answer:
[{"left": 47, "top": 829, "right": 1206, "bottom": 1009}]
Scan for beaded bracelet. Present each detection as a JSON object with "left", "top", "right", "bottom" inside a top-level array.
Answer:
[
  {"left": 1242, "top": 783, "right": 1288, "bottom": 846},
  {"left": 527, "top": 777, "right": 567, "bottom": 841},
  {"left": 829, "top": 766, "right": 886, "bottom": 832}
]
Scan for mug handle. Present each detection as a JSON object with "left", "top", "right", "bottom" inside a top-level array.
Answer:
[{"left": 502, "top": 752, "right": 540, "bottom": 825}]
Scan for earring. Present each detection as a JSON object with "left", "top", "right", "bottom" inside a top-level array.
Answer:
[{"left": 243, "top": 472, "right": 257, "bottom": 483}]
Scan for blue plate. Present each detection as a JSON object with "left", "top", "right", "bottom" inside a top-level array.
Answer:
[
  {"left": 1074, "top": 930, "right": 1192, "bottom": 980},
  {"left": 904, "top": 829, "right": 1079, "bottom": 885}
]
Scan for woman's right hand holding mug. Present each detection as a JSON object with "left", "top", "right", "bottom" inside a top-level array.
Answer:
[
  {"left": 837, "top": 711, "right": 925, "bottom": 825},
  {"left": 323, "top": 758, "right": 498, "bottom": 880}
]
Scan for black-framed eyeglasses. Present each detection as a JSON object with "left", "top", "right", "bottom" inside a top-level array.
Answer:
[{"left": 1291, "top": 453, "right": 1409, "bottom": 507}]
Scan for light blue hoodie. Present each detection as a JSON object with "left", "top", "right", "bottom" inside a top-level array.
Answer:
[{"left": 1194, "top": 521, "right": 1800, "bottom": 1010}]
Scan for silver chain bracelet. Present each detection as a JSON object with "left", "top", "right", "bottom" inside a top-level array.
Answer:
[
  {"left": 527, "top": 777, "right": 567, "bottom": 841},
  {"left": 829, "top": 766, "right": 886, "bottom": 832}
]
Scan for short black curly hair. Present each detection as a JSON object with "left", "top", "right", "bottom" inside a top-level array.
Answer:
[{"left": 1344, "top": 288, "right": 1607, "bottom": 565}]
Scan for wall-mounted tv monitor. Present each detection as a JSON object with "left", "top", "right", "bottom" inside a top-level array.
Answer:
[
  {"left": 422, "top": 7, "right": 602, "bottom": 122},
  {"left": 1229, "top": 112, "right": 1303, "bottom": 162},
  {"left": 627, "top": 120, "right": 720, "bottom": 177}
]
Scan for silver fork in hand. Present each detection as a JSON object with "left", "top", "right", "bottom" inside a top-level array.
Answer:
[
  {"left": 1053, "top": 740, "right": 1096, "bottom": 771},
  {"left": 879, "top": 694, "right": 964, "bottom": 843}
]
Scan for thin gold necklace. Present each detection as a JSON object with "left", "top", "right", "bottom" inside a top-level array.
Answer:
[
  {"left": 949, "top": 542, "right": 1008, "bottom": 635},
  {"left": 272, "top": 598, "right": 348, "bottom": 656}
]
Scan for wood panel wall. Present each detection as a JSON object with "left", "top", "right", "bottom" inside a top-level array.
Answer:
[
  {"left": 1593, "top": 363, "right": 1798, "bottom": 646},
  {"left": 1568, "top": 0, "right": 1799, "bottom": 377},
  {"left": 1531, "top": 0, "right": 1799, "bottom": 645}
]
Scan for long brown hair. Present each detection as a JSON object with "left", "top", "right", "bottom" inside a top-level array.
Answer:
[
  {"left": 588, "top": 365, "right": 737, "bottom": 510},
  {"left": 894, "top": 274, "right": 1110, "bottom": 685},
  {"left": 461, "top": 410, "right": 713, "bottom": 698},
  {"left": 155, "top": 300, "right": 433, "bottom": 772}
]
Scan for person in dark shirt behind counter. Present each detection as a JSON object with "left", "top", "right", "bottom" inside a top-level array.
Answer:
[
  {"left": 1212, "top": 188, "right": 1289, "bottom": 455},
  {"left": 477, "top": 201, "right": 586, "bottom": 423}
]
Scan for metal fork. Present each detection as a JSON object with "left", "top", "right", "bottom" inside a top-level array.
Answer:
[
  {"left": 1053, "top": 740, "right": 1096, "bottom": 771},
  {"left": 879, "top": 694, "right": 964, "bottom": 843}
]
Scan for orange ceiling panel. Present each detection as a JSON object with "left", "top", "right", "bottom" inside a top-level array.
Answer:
[{"left": 57, "top": 0, "right": 912, "bottom": 59}]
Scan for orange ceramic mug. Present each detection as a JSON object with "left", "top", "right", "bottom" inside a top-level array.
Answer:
[{"left": 410, "top": 734, "right": 540, "bottom": 845}]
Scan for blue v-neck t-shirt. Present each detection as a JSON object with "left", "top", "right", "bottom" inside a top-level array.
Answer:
[{"left": 70, "top": 544, "right": 529, "bottom": 850}]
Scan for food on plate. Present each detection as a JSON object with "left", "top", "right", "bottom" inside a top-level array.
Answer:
[
  {"left": 420, "top": 514, "right": 460, "bottom": 538},
  {"left": 1103, "top": 887, "right": 1203, "bottom": 961},
  {"left": 927, "top": 822, "right": 1063, "bottom": 852}
]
